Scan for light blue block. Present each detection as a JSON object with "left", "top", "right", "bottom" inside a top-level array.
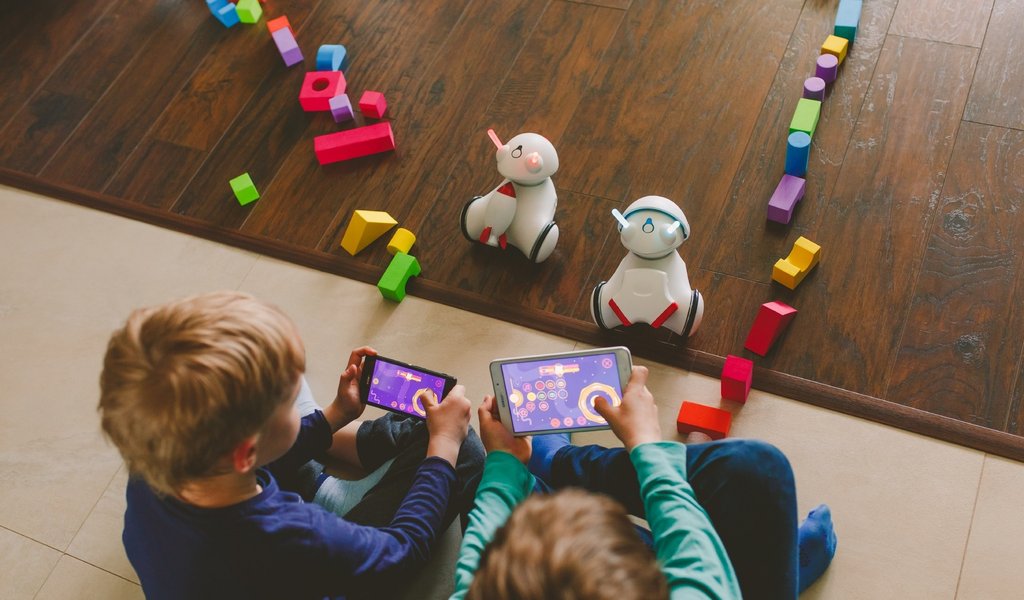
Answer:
[
  {"left": 785, "top": 131, "right": 811, "bottom": 177},
  {"left": 835, "top": 0, "right": 862, "bottom": 42},
  {"left": 316, "top": 45, "right": 349, "bottom": 72},
  {"left": 207, "top": 0, "right": 239, "bottom": 28}
]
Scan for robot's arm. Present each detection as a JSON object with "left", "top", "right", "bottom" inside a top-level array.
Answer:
[{"left": 481, "top": 180, "right": 517, "bottom": 236}]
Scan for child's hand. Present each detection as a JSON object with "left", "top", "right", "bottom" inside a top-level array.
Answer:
[
  {"left": 423, "top": 385, "right": 472, "bottom": 467},
  {"left": 478, "top": 395, "right": 531, "bottom": 464},
  {"left": 594, "top": 366, "right": 662, "bottom": 451},
  {"left": 324, "top": 346, "right": 376, "bottom": 430}
]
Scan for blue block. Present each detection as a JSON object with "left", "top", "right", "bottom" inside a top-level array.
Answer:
[
  {"left": 207, "top": 0, "right": 239, "bottom": 28},
  {"left": 834, "top": 0, "right": 862, "bottom": 42},
  {"left": 316, "top": 45, "right": 349, "bottom": 72},
  {"left": 785, "top": 131, "right": 811, "bottom": 177}
]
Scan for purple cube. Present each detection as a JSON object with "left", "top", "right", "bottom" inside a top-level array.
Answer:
[
  {"left": 329, "top": 94, "right": 354, "bottom": 123},
  {"left": 815, "top": 54, "right": 839, "bottom": 84},
  {"left": 767, "top": 174, "right": 806, "bottom": 225},
  {"left": 271, "top": 27, "right": 303, "bottom": 67},
  {"left": 803, "top": 77, "right": 826, "bottom": 101}
]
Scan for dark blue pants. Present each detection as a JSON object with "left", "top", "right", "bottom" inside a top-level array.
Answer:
[{"left": 535, "top": 439, "right": 798, "bottom": 600}]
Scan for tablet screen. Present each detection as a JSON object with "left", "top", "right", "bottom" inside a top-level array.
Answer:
[
  {"left": 499, "top": 352, "right": 624, "bottom": 433},
  {"left": 367, "top": 359, "right": 448, "bottom": 418}
]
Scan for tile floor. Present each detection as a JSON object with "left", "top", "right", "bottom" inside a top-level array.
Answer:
[{"left": 0, "top": 184, "right": 1019, "bottom": 599}]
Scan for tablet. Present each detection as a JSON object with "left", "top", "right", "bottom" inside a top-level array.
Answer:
[
  {"left": 489, "top": 346, "right": 632, "bottom": 436},
  {"left": 359, "top": 354, "right": 457, "bottom": 419}
]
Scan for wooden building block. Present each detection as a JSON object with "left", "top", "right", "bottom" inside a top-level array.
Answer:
[
  {"left": 789, "top": 98, "right": 821, "bottom": 138},
  {"left": 821, "top": 35, "right": 849, "bottom": 64},
  {"left": 784, "top": 131, "right": 811, "bottom": 178},
  {"left": 316, "top": 44, "right": 349, "bottom": 72},
  {"left": 676, "top": 401, "right": 731, "bottom": 440},
  {"left": 744, "top": 301, "right": 797, "bottom": 356},
  {"left": 314, "top": 122, "right": 396, "bottom": 165},
  {"left": 815, "top": 54, "right": 839, "bottom": 84},
  {"left": 767, "top": 174, "right": 806, "bottom": 224},
  {"left": 299, "top": 71, "right": 346, "bottom": 111},
  {"left": 834, "top": 0, "right": 863, "bottom": 42},
  {"left": 207, "top": 0, "right": 240, "bottom": 28},
  {"left": 340, "top": 210, "right": 397, "bottom": 255},
  {"left": 721, "top": 355, "right": 754, "bottom": 403},
  {"left": 772, "top": 236, "right": 821, "bottom": 289},
  {"left": 803, "top": 76, "right": 826, "bottom": 101},
  {"left": 266, "top": 15, "right": 291, "bottom": 34},
  {"left": 358, "top": 91, "right": 388, "bottom": 119},
  {"left": 387, "top": 228, "right": 416, "bottom": 255},
  {"left": 229, "top": 172, "right": 259, "bottom": 205},
  {"left": 329, "top": 94, "right": 354, "bottom": 123},
  {"left": 378, "top": 252, "right": 421, "bottom": 302},
  {"left": 235, "top": 0, "right": 262, "bottom": 23},
  {"left": 271, "top": 27, "right": 303, "bottom": 67}
]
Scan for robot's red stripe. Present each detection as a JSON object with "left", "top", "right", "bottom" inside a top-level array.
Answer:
[
  {"left": 651, "top": 302, "right": 679, "bottom": 329},
  {"left": 608, "top": 299, "right": 631, "bottom": 327}
]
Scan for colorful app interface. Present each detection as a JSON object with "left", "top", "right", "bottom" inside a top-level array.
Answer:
[
  {"left": 367, "top": 361, "right": 448, "bottom": 418},
  {"left": 500, "top": 352, "right": 623, "bottom": 434}
]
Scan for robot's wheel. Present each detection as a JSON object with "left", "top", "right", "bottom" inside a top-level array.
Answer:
[
  {"left": 528, "top": 221, "right": 558, "bottom": 263},
  {"left": 459, "top": 197, "right": 482, "bottom": 242},
  {"left": 591, "top": 281, "right": 610, "bottom": 329},
  {"left": 680, "top": 289, "right": 701, "bottom": 338}
]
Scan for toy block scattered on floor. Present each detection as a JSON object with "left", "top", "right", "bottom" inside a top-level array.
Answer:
[
  {"left": 329, "top": 94, "right": 354, "bottom": 123},
  {"left": 744, "top": 301, "right": 797, "bottom": 356},
  {"left": 314, "top": 122, "right": 396, "bottom": 165},
  {"left": 229, "top": 173, "right": 259, "bottom": 206},
  {"left": 207, "top": 0, "right": 240, "bottom": 28},
  {"left": 316, "top": 44, "right": 349, "bottom": 72},
  {"left": 676, "top": 401, "right": 731, "bottom": 440},
  {"left": 785, "top": 131, "right": 811, "bottom": 178},
  {"left": 821, "top": 35, "right": 849, "bottom": 65},
  {"left": 299, "top": 71, "right": 346, "bottom": 111},
  {"left": 767, "top": 174, "right": 806, "bottom": 224},
  {"left": 378, "top": 252, "right": 421, "bottom": 302},
  {"left": 387, "top": 228, "right": 416, "bottom": 255},
  {"left": 815, "top": 54, "right": 839, "bottom": 84},
  {"left": 772, "top": 236, "right": 821, "bottom": 289},
  {"left": 266, "top": 15, "right": 292, "bottom": 34},
  {"left": 340, "top": 210, "right": 397, "bottom": 255},
  {"left": 803, "top": 76, "right": 826, "bottom": 101},
  {"left": 721, "top": 355, "right": 754, "bottom": 403},
  {"left": 235, "top": 0, "right": 262, "bottom": 23},
  {"left": 834, "top": 0, "right": 863, "bottom": 42},
  {"left": 271, "top": 27, "right": 303, "bottom": 67},
  {"left": 358, "top": 91, "right": 388, "bottom": 119},
  {"left": 789, "top": 98, "right": 821, "bottom": 138}
]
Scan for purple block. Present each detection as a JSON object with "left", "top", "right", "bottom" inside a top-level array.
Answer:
[
  {"left": 767, "top": 175, "right": 806, "bottom": 224},
  {"left": 803, "top": 77, "right": 826, "bottom": 101},
  {"left": 329, "top": 93, "right": 354, "bottom": 123},
  {"left": 271, "top": 27, "right": 303, "bottom": 67},
  {"left": 815, "top": 54, "right": 839, "bottom": 84}
]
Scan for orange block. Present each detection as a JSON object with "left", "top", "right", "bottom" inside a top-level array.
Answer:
[{"left": 676, "top": 401, "right": 731, "bottom": 440}]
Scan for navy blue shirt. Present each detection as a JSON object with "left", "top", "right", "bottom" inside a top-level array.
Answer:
[{"left": 123, "top": 410, "right": 456, "bottom": 600}]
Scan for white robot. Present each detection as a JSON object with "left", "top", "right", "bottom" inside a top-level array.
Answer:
[
  {"left": 460, "top": 130, "right": 560, "bottom": 263},
  {"left": 591, "top": 196, "right": 704, "bottom": 337}
]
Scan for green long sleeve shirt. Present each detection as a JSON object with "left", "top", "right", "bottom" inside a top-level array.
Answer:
[{"left": 450, "top": 442, "right": 741, "bottom": 599}]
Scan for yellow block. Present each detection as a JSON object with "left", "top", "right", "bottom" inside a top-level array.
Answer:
[
  {"left": 387, "top": 228, "right": 417, "bottom": 255},
  {"left": 340, "top": 210, "right": 397, "bottom": 255},
  {"left": 772, "top": 236, "right": 821, "bottom": 290},
  {"left": 821, "top": 35, "right": 848, "bottom": 64}
]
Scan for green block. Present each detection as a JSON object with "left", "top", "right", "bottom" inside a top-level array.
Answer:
[
  {"left": 789, "top": 98, "right": 821, "bottom": 139},
  {"left": 230, "top": 173, "right": 260, "bottom": 205},
  {"left": 378, "top": 252, "right": 421, "bottom": 302},
  {"left": 236, "top": 0, "right": 262, "bottom": 24}
]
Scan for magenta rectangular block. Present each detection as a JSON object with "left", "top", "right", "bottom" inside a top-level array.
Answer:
[
  {"left": 271, "top": 27, "right": 303, "bottom": 67},
  {"left": 767, "top": 174, "right": 806, "bottom": 224},
  {"left": 314, "top": 122, "right": 395, "bottom": 165}
]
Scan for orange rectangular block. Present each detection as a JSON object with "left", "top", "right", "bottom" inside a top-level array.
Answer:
[{"left": 676, "top": 401, "right": 731, "bottom": 440}]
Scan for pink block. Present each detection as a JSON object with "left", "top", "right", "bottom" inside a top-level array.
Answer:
[
  {"left": 803, "top": 76, "right": 826, "bottom": 100},
  {"left": 815, "top": 54, "right": 839, "bottom": 84},
  {"left": 299, "top": 71, "right": 346, "bottom": 111},
  {"left": 721, "top": 355, "right": 754, "bottom": 403},
  {"left": 767, "top": 174, "right": 806, "bottom": 224},
  {"left": 314, "top": 122, "right": 395, "bottom": 165},
  {"left": 358, "top": 90, "right": 387, "bottom": 119},
  {"left": 271, "top": 27, "right": 303, "bottom": 67},
  {"left": 329, "top": 94, "right": 354, "bottom": 123}
]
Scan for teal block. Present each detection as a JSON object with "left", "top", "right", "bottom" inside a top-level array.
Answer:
[
  {"left": 207, "top": 0, "right": 239, "bottom": 28},
  {"left": 378, "top": 252, "right": 421, "bottom": 302},
  {"left": 789, "top": 98, "right": 821, "bottom": 139},
  {"left": 316, "top": 45, "right": 349, "bottom": 72},
  {"left": 834, "top": 0, "right": 862, "bottom": 42},
  {"left": 230, "top": 173, "right": 259, "bottom": 205},
  {"left": 236, "top": 0, "right": 262, "bottom": 24}
]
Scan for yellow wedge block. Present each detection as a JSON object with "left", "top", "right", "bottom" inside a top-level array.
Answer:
[
  {"left": 340, "top": 210, "right": 398, "bottom": 255},
  {"left": 772, "top": 236, "right": 821, "bottom": 289},
  {"left": 821, "top": 35, "right": 848, "bottom": 64}
]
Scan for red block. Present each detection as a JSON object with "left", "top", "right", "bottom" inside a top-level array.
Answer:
[
  {"left": 314, "top": 122, "right": 396, "bottom": 165},
  {"left": 744, "top": 301, "right": 797, "bottom": 356},
  {"left": 267, "top": 15, "right": 292, "bottom": 34},
  {"left": 721, "top": 355, "right": 753, "bottom": 403},
  {"left": 299, "top": 71, "right": 346, "bottom": 111},
  {"left": 676, "top": 401, "right": 731, "bottom": 440},
  {"left": 358, "top": 90, "right": 388, "bottom": 119}
]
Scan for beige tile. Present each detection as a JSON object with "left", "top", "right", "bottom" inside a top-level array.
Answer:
[
  {"left": 0, "top": 527, "right": 61, "bottom": 599},
  {"left": 956, "top": 455, "right": 1024, "bottom": 599},
  {"left": 35, "top": 555, "right": 142, "bottom": 600},
  {"left": 67, "top": 466, "right": 138, "bottom": 583}
]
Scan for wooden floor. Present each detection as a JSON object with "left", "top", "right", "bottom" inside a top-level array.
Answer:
[{"left": 3, "top": 0, "right": 1023, "bottom": 459}]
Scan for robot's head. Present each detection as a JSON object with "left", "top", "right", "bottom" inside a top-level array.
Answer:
[
  {"left": 492, "top": 132, "right": 559, "bottom": 185},
  {"left": 616, "top": 196, "right": 690, "bottom": 258}
]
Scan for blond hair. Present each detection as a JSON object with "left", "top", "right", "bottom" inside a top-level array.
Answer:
[
  {"left": 98, "top": 291, "right": 305, "bottom": 495},
  {"left": 467, "top": 489, "right": 669, "bottom": 600}
]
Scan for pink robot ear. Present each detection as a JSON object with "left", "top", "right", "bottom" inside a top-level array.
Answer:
[
  {"left": 487, "top": 128, "right": 503, "bottom": 149},
  {"left": 525, "top": 152, "right": 543, "bottom": 173}
]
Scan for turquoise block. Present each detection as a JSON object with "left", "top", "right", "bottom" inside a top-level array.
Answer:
[
  {"left": 834, "top": 0, "right": 862, "bottom": 42},
  {"left": 316, "top": 45, "right": 349, "bottom": 73}
]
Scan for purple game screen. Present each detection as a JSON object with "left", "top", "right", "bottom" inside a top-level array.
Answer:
[
  {"left": 367, "top": 360, "right": 449, "bottom": 418},
  {"left": 500, "top": 352, "right": 624, "bottom": 434}
]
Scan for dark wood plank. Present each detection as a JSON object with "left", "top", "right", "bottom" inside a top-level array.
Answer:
[
  {"left": 698, "top": 0, "right": 899, "bottom": 280},
  {"left": 771, "top": 36, "right": 978, "bottom": 398},
  {"left": 964, "top": 0, "right": 1024, "bottom": 130},
  {"left": 889, "top": 0, "right": 994, "bottom": 47},
  {"left": 888, "top": 122, "right": 1024, "bottom": 430}
]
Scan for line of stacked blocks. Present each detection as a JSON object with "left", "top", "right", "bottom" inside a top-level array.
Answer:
[{"left": 676, "top": 0, "right": 860, "bottom": 440}]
